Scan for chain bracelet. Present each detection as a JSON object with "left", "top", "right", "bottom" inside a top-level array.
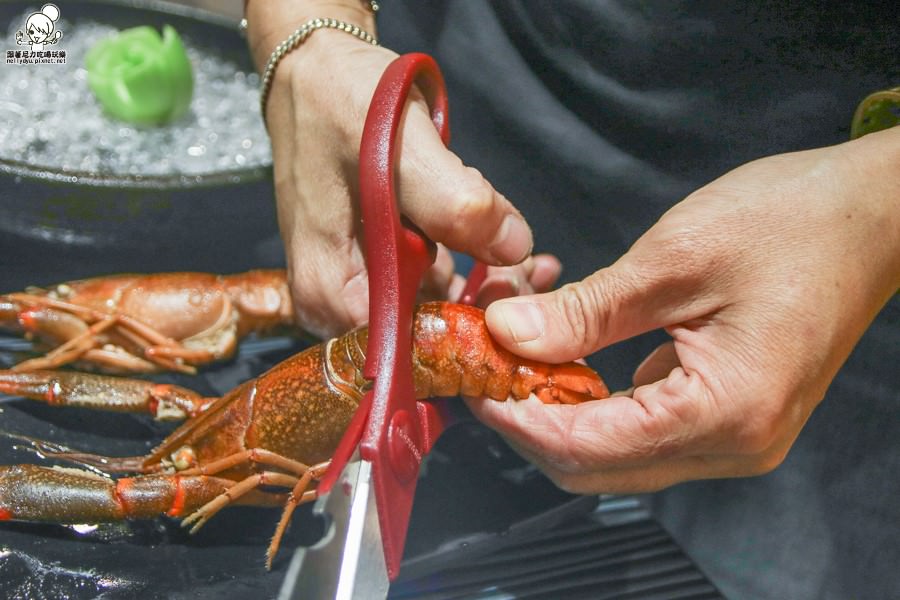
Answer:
[{"left": 258, "top": 17, "right": 378, "bottom": 122}]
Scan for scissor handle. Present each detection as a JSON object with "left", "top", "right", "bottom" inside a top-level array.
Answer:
[
  {"left": 360, "top": 53, "right": 447, "bottom": 581},
  {"left": 458, "top": 261, "right": 488, "bottom": 305},
  {"left": 317, "top": 53, "right": 452, "bottom": 581}
]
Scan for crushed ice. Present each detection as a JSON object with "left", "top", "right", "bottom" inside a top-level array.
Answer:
[{"left": 1, "top": 11, "right": 272, "bottom": 176}]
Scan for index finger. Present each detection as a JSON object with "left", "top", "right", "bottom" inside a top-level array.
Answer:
[{"left": 396, "top": 101, "right": 533, "bottom": 266}]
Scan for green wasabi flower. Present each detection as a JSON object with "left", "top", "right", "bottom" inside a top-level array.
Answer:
[{"left": 86, "top": 25, "right": 193, "bottom": 125}]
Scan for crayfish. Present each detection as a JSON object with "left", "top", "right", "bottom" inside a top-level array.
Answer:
[
  {"left": 0, "top": 270, "right": 295, "bottom": 374},
  {"left": 0, "top": 301, "right": 609, "bottom": 568}
]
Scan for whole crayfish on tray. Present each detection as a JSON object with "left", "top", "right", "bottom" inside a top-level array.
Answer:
[
  {"left": 0, "top": 270, "right": 296, "bottom": 374},
  {"left": 0, "top": 272, "right": 609, "bottom": 568}
]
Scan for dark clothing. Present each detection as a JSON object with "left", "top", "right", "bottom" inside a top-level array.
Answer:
[{"left": 381, "top": 2, "right": 899, "bottom": 597}]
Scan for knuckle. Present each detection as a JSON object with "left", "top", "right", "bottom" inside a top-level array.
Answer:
[
  {"left": 557, "top": 283, "right": 590, "bottom": 337},
  {"left": 447, "top": 169, "right": 497, "bottom": 225},
  {"left": 633, "top": 222, "right": 721, "bottom": 287},
  {"left": 635, "top": 371, "right": 704, "bottom": 440},
  {"left": 556, "top": 281, "right": 606, "bottom": 351}
]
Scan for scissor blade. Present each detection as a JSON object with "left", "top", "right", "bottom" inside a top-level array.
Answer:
[{"left": 279, "top": 457, "right": 389, "bottom": 600}]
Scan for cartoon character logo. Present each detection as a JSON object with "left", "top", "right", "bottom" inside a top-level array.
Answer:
[{"left": 15, "top": 4, "right": 63, "bottom": 52}]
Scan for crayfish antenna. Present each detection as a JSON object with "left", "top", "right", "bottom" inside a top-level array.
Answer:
[
  {"left": 46, "top": 451, "right": 152, "bottom": 474},
  {"left": 0, "top": 430, "right": 152, "bottom": 474}
]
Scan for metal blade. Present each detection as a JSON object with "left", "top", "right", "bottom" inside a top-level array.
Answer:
[{"left": 279, "top": 455, "right": 389, "bottom": 600}]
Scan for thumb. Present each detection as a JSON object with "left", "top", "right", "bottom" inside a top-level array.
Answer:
[
  {"left": 484, "top": 261, "right": 716, "bottom": 363},
  {"left": 397, "top": 103, "right": 533, "bottom": 267}
]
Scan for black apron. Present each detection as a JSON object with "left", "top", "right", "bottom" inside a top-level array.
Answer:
[{"left": 380, "top": 2, "right": 899, "bottom": 597}]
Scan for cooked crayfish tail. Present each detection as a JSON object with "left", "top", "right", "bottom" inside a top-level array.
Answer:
[
  {"left": 532, "top": 363, "right": 610, "bottom": 405},
  {"left": 0, "top": 369, "right": 211, "bottom": 421},
  {"left": 409, "top": 303, "right": 610, "bottom": 404},
  {"left": 0, "top": 464, "right": 243, "bottom": 522}
]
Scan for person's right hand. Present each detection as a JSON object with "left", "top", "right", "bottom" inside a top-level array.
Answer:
[
  {"left": 466, "top": 125, "right": 900, "bottom": 493},
  {"left": 247, "top": 1, "right": 533, "bottom": 338}
]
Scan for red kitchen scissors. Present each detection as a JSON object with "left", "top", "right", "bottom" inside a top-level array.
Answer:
[{"left": 283, "top": 53, "right": 487, "bottom": 599}]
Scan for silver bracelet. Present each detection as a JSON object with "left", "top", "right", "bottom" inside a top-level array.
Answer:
[{"left": 259, "top": 17, "right": 378, "bottom": 122}]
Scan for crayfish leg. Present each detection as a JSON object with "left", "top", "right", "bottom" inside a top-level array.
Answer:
[
  {"left": 3, "top": 293, "right": 199, "bottom": 374},
  {"left": 176, "top": 449, "right": 330, "bottom": 569},
  {"left": 78, "top": 348, "right": 166, "bottom": 373},
  {"left": 266, "top": 460, "right": 329, "bottom": 570},
  {"left": 0, "top": 464, "right": 282, "bottom": 523},
  {"left": 0, "top": 369, "right": 215, "bottom": 421},
  {"left": 181, "top": 470, "right": 300, "bottom": 534},
  {"left": 12, "top": 314, "right": 118, "bottom": 372},
  {"left": 0, "top": 299, "right": 89, "bottom": 345}
]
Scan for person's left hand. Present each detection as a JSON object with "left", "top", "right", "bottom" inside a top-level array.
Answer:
[
  {"left": 443, "top": 252, "right": 562, "bottom": 306},
  {"left": 466, "top": 126, "right": 900, "bottom": 493},
  {"left": 246, "top": 0, "right": 536, "bottom": 338}
]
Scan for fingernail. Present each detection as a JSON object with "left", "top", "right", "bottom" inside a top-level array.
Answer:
[
  {"left": 490, "top": 214, "right": 532, "bottom": 264},
  {"left": 495, "top": 301, "right": 544, "bottom": 344}
]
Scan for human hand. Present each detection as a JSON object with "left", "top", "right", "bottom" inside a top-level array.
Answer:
[
  {"left": 447, "top": 253, "right": 563, "bottom": 308},
  {"left": 466, "top": 127, "right": 900, "bottom": 493},
  {"left": 247, "top": 1, "right": 533, "bottom": 338}
]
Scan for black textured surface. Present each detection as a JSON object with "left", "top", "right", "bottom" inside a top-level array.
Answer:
[
  {"left": 390, "top": 497, "right": 722, "bottom": 600},
  {"left": 375, "top": 3, "right": 899, "bottom": 597}
]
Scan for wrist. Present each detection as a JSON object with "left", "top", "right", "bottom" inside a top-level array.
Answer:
[
  {"left": 841, "top": 126, "right": 900, "bottom": 289},
  {"left": 246, "top": 0, "right": 377, "bottom": 73}
]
